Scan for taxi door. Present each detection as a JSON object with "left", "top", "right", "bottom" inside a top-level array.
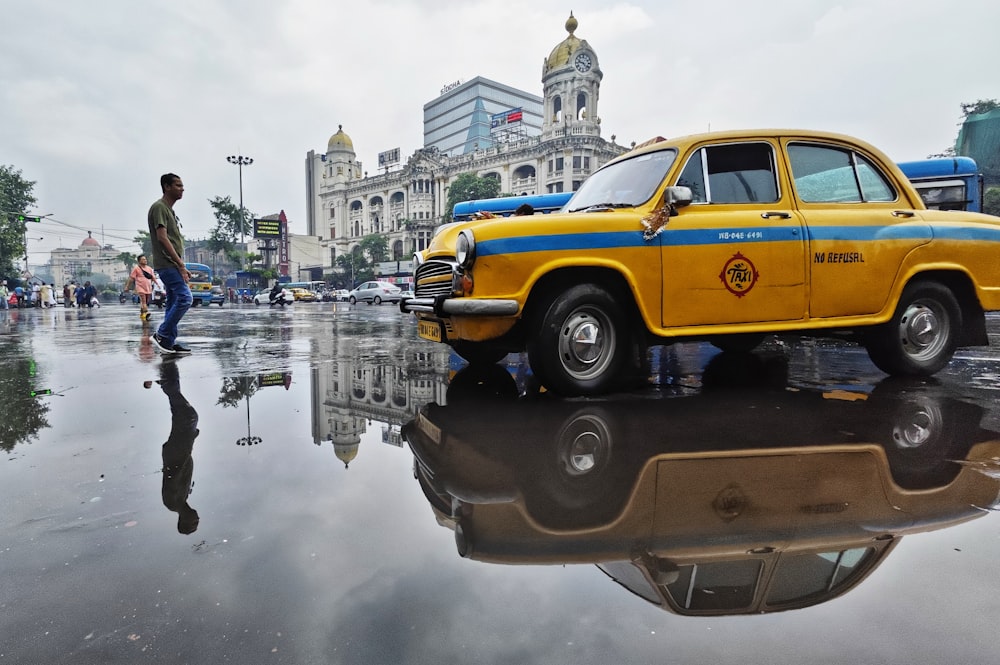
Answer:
[
  {"left": 661, "top": 141, "right": 807, "bottom": 328},
  {"left": 781, "top": 140, "right": 932, "bottom": 319}
]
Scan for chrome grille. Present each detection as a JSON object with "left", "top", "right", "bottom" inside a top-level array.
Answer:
[{"left": 414, "top": 259, "right": 457, "bottom": 298}]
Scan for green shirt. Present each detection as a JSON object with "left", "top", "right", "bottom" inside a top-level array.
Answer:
[{"left": 147, "top": 198, "right": 184, "bottom": 270}]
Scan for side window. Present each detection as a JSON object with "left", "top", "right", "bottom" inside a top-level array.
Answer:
[
  {"left": 788, "top": 143, "right": 897, "bottom": 203},
  {"left": 677, "top": 150, "right": 707, "bottom": 203},
  {"left": 699, "top": 143, "right": 779, "bottom": 204}
]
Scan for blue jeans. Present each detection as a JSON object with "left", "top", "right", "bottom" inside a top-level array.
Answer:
[{"left": 156, "top": 266, "right": 192, "bottom": 346}]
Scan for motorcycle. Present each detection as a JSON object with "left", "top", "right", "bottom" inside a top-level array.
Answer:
[{"left": 269, "top": 288, "right": 294, "bottom": 307}]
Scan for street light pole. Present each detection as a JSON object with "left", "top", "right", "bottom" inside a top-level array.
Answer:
[{"left": 226, "top": 154, "right": 254, "bottom": 270}]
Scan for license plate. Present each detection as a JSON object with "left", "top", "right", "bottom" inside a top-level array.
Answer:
[
  {"left": 415, "top": 412, "right": 441, "bottom": 446},
  {"left": 418, "top": 320, "right": 443, "bottom": 342}
]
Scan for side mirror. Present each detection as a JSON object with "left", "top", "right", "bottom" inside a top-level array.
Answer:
[{"left": 664, "top": 186, "right": 693, "bottom": 209}]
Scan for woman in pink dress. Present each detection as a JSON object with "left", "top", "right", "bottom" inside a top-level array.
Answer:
[{"left": 126, "top": 254, "right": 155, "bottom": 320}]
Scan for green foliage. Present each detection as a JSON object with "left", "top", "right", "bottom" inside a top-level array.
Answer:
[
  {"left": 206, "top": 225, "right": 233, "bottom": 257},
  {"left": 117, "top": 252, "right": 137, "bottom": 272},
  {"left": 444, "top": 172, "right": 502, "bottom": 219},
  {"left": 335, "top": 248, "right": 372, "bottom": 287},
  {"left": 209, "top": 195, "right": 254, "bottom": 243},
  {"left": 217, "top": 375, "right": 259, "bottom": 409},
  {"left": 933, "top": 99, "right": 1000, "bottom": 158},
  {"left": 359, "top": 234, "right": 389, "bottom": 263},
  {"left": 0, "top": 164, "right": 38, "bottom": 279},
  {"left": 0, "top": 349, "right": 51, "bottom": 451},
  {"left": 960, "top": 99, "right": 1000, "bottom": 117},
  {"left": 983, "top": 187, "right": 1000, "bottom": 217},
  {"left": 133, "top": 230, "right": 153, "bottom": 257}
]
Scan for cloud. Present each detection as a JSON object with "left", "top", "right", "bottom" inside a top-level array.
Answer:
[{"left": 2, "top": 0, "right": 998, "bottom": 258}]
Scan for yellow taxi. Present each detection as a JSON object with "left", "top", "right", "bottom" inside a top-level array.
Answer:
[
  {"left": 289, "top": 287, "right": 317, "bottom": 302},
  {"left": 403, "top": 368, "right": 1000, "bottom": 615},
  {"left": 403, "top": 129, "right": 1000, "bottom": 395}
]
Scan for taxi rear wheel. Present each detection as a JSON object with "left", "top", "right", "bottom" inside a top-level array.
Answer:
[
  {"left": 865, "top": 281, "right": 960, "bottom": 376},
  {"left": 528, "top": 284, "right": 628, "bottom": 396},
  {"left": 451, "top": 341, "right": 509, "bottom": 367}
]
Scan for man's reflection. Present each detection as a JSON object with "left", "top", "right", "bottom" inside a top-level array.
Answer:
[{"left": 157, "top": 358, "right": 200, "bottom": 534}]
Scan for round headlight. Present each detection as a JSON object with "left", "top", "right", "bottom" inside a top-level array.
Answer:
[
  {"left": 411, "top": 251, "right": 423, "bottom": 274},
  {"left": 456, "top": 230, "right": 476, "bottom": 269}
]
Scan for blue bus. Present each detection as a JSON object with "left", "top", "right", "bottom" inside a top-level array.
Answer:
[
  {"left": 452, "top": 192, "right": 573, "bottom": 222},
  {"left": 451, "top": 157, "right": 983, "bottom": 224},
  {"left": 897, "top": 156, "right": 982, "bottom": 212},
  {"left": 184, "top": 262, "right": 215, "bottom": 306}
]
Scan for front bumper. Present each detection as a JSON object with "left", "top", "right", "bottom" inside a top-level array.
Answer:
[
  {"left": 400, "top": 295, "right": 519, "bottom": 317},
  {"left": 402, "top": 256, "right": 520, "bottom": 317}
]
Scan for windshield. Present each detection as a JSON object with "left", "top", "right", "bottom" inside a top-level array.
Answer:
[{"left": 567, "top": 149, "right": 677, "bottom": 212}]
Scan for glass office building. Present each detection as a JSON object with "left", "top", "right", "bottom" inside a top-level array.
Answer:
[{"left": 423, "top": 76, "right": 543, "bottom": 156}]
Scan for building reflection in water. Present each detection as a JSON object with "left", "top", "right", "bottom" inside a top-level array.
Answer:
[
  {"left": 404, "top": 355, "right": 1000, "bottom": 616},
  {"left": 309, "top": 333, "right": 451, "bottom": 468}
]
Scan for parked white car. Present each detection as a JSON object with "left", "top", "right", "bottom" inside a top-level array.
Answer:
[{"left": 349, "top": 281, "right": 402, "bottom": 305}]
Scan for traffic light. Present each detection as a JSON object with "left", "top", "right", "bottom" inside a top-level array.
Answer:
[{"left": 16, "top": 214, "right": 42, "bottom": 223}]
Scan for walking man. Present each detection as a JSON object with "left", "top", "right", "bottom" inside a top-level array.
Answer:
[{"left": 148, "top": 173, "right": 192, "bottom": 354}]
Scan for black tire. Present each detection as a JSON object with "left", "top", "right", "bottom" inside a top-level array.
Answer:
[
  {"left": 527, "top": 284, "right": 628, "bottom": 396},
  {"left": 374, "top": 296, "right": 382, "bottom": 305},
  {"left": 865, "top": 281, "right": 961, "bottom": 376},
  {"left": 451, "top": 340, "right": 508, "bottom": 366},
  {"left": 446, "top": 364, "right": 519, "bottom": 403},
  {"left": 349, "top": 296, "right": 357, "bottom": 305},
  {"left": 710, "top": 333, "right": 765, "bottom": 354}
]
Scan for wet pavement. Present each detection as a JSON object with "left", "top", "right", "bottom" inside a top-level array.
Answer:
[{"left": 2, "top": 303, "right": 999, "bottom": 664}]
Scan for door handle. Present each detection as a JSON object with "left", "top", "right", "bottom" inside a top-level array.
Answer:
[
  {"left": 761, "top": 211, "right": 791, "bottom": 219},
  {"left": 892, "top": 210, "right": 916, "bottom": 218}
]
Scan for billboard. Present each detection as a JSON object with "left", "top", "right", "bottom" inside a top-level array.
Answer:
[
  {"left": 378, "top": 148, "right": 400, "bottom": 169},
  {"left": 490, "top": 107, "right": 524, "bottom": 131},
  {"left": 253, "top": 217, "right": 281, "bottom": 238}
]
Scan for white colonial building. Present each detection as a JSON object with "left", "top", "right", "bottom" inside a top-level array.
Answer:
[
  {"left": 302, "top": 13, "right": 627, "bottom": 278},
  {"left": 48, "top": 231, "right": 127, "bottom": 287}
]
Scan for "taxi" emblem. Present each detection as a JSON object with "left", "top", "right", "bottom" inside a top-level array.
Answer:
[{"left": 719, "top": 252, "right": 759, "bottom": 297}]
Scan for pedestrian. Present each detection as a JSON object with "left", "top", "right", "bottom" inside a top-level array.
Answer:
[
  {"left": 126, "top": 254, "right": 155, "bottom": 320},
  {"left": 152, "top": 358, "right": 200, "bottom": 534},
  {"left": 0, "top": 280, "right": 9, "bottom": 311},
  {"left": 63, "top": 284, "right": 73, "bottom": 307},
  {"left": 148, "top": 173, "right": 192, "bottom": 354},
  {"left": 83, "top": 281, "right": 98, "bottom": 308},
  {"left": 74, "top": 283, "right": 86, "bottom": 308},
  {"left": 14, "top": 284, "right": 24, "bottom": 308},
  {"left": 47, "top": 283, "right": 57, "bottom": 308},
  {"left": 39, "top": 282, "right": 51, "bottom": 308},
  {"left": 31, "top": 282, "right": 40, "bottom": 308}
]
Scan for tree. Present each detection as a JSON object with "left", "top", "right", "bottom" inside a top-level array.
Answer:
[
  {"left": 444, "top": 172, "right": 501, "bottom": 220},
  {"left": 359, "top": 234, "right": 389, "bottom": 264},
  {"left": 0, "top": 164, "right": 38, "bottom": 280},
  {"left": 133, "top": 230, "right": 153, "bottom": 257},
  {"left": 336, "top": 248, "right": 370, "bottom": 287},
  {"left": 0, "top": 345, "right": 50, "bottom": 451},
  {"left": 117, "top": 252, "right": 137, "bottom": 273},
  {"left": 209, "top": 195, "right": 254, "bottom": 244},
  {"left": 960, "top": 99, "right": 1000, "bottom": 117},
  {"left": 930, "top": 99, "right": 1000, "bottom": 158}
]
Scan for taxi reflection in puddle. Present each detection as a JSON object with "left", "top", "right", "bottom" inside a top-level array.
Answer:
[{"left": 402, "top": 355, "right": 1000, "bottom": 616}]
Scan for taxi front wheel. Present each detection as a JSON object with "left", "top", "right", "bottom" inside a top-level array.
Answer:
[
  {"left": 865, "top": 281, "right": 960, "bottom": 376},
  {"left": 528, "top": 284, "right": 628, "bottom": 396}
]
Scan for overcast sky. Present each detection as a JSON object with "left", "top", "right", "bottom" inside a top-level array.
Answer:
[{"left": 3, "top": 0, "right": 998, "bottom": 261}]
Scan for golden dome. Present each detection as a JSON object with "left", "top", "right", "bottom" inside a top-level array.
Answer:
[
  {"left": 327, "top": 125, "right": 354, "bottom": 152},
  {"left": 334, "top": 441, "right": 359, "bottom": 468},
  {"left": 80, "top": 231, "right": 100, "bottom": 247},
  {"left": 545, "top": 12, "right": 583, "bottom": 72}
]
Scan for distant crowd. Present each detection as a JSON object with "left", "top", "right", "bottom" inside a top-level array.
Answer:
[{"left": 0, "top": 279, "right": 103, "bottom": 310}]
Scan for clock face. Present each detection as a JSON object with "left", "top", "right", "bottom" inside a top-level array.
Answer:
[{"left": 574, "top": 52, "right": 592, "bottom": 73}]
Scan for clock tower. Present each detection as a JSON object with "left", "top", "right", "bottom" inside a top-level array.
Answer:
[{"left": 541, "top": 12, "right": 602, "bottom": 141}]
